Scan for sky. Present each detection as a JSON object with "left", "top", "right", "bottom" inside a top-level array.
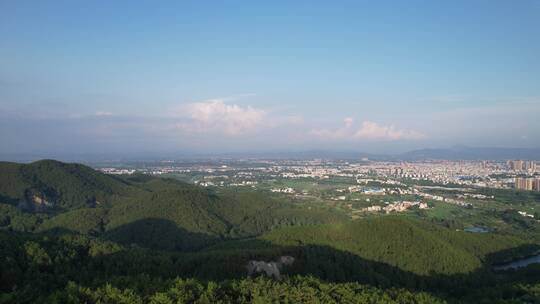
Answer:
[{"left": 1, "top": 0, "right": 539, "bottom": 156}]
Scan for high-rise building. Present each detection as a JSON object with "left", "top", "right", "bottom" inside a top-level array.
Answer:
[
  {"left": 524, "top": 161, "right": 537, "bottom": 171},
  {"left": 515, "top": 177, "right": 534, "bottom": 190},
  {"left": 508, "top": 160, "right": 524, "bottom": 170},
  {"left": 534, "top": 178, "right": 540, "bottom": 191},
  {"left": 508, "top": 160, "right": 537, "bottom": 171}
]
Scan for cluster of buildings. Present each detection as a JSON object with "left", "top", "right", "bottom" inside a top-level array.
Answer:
[
  {"left": 507, "top": 160, "right": 537, "bottom": 171},
  {"left": 96, "top": 158, "right": 539, "bottom": 194},
  {"left": 99, "top": 168, "right": 136, "bottom": 175},
  {"left": 457, "top": 193, "right": 494, "bottom": 200},
  {"left": 361, "top": 201, "right": 429, "bottom": 213},
  {"left": 346, "top": 185, "right": 392, "bottom": 195},
  {"left": 229, "top": 180, "right": 258, "bottom": 187},
  {"left": 270, "top": 187, "right": 295, "bottom": 193},
  {"left": 370, "top": 160, "right": 538, "bottom": 189},
  {"left": 517, "top": 211, "right": 535, "bottom": 218},
  {"left": 94, "top": 158, "right": 540, "bottom": 220},
  {"left": 515, "top": 177, "right": 540, "bottom": 191},
  {"left": 415, "top": 190, "right": 471, "bottom": 207},
  {"left": 197, "top": 181, "right": 216, "bottom": 187},
  {"left": 377, "top": 161, "right": 506, "bottom": 187},
  {"left": 504, "top": 160, "right": 540, "bottom": 191}
]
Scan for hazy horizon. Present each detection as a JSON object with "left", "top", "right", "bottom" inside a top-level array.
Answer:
[{"left": 1, "top": 1, "right": 539, "bottom": 155}]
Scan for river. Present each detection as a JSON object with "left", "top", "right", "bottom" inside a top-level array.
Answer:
[{"left": 494, "top": 253, "right": 540, "bottom": 271}]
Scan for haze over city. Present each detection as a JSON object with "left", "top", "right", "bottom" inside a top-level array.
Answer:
[{"left": 1, "top": 0, "right": 539, "bottom": 157}]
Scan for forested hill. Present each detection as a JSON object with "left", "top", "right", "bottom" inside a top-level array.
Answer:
[
  {"left": 0, "top": 160, "right": 131, "bottom": 210},
  {"left": 0, "top": 160, "right": 345, "bottom": 250},
  {"left": 210, "top": 216, "right": 533, "bottom": 277},
  {"left": 1, "top": 217, "right": 539, "bottom": 303}
]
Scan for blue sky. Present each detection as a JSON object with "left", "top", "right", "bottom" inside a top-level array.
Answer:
[{"left": 1, "top": 0, "right": 539, "bottom": 155}]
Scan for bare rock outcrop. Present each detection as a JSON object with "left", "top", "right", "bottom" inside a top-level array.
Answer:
[
  {"left": 246, "top": 256, "right": 295, "bottom": 279},
  {"left": 17, "top": 190, "right": 53, "bottom": 212}
]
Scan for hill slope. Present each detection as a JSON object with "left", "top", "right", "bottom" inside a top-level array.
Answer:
[
  {"left": 0, "top": 160, "right": 345, "bottom": 250},
  {"left": 214, "top": 216, "right": 528, "bottom": 277},
  {"left": 0, "top": 160, "right": 131, "bottom": 210},
  {"left": 399, "top": 146, "right": 540, "bottom": 160}
]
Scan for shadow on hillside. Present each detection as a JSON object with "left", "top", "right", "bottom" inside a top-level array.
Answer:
[
  {"left": 485, "top": 243, "right": 540, "bottom": 265},
  {"left": 28, "top": 218, "right": 540, "bottom": 300},
  {"left": 75, "top": 242, "right": 539, "bottom": 304},
  {"left": 0, "top": 194, "right": 18, "bottom": 205},
  {"left": 103, "top": 218, "right": 221, "bottom": 251}
]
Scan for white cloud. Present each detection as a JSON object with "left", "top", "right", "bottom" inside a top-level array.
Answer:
[
  {"left": 354, "top": 121, "right": 424, "bottom": 140},
  {"left": 95, "top": 111, "right": 113, "bottom": 117},
  {"left": 344, "top": 117, "right": 354, "bottom": 128},
  {"left": 174, "top": 99, "right": 266, "bottom": 136},
  {"left": 312, "top": 119, "right": 425, "bottom": 141}
]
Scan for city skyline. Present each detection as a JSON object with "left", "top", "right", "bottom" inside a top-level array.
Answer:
[{"left": 1, "top": 1, "right": 540, "bottom": 154}]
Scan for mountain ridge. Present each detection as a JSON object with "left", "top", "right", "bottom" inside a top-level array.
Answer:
[
  {"left": 3, "top": 146, "right": 540, "bottom": 162},
  {"left": 0, "top": 160, "right": 345, "bottom": 250}
]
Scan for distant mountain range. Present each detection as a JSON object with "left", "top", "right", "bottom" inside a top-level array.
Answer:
[
  {"left": 241, "top": 146, "right": 540, "bottom": 161},
  {"left": 397, "top": 146, "right": 540, "bottom": 161},
  {"left": 1, "top": 146, "right": 540, "bottom": 162},
  {"left": 205, "top": 147, "right": 540, "bottom": 161}
]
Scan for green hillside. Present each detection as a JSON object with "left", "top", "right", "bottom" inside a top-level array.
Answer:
[
  {"left": 0, "top": 230, "right": 450, "bottom": 304},
  {"left": 0, "top": 160, "right": 131, "bottom": 210},
  {"left": 213, "top": 216, "right": 529, "bottom": 277},
  {"left": 1, "top": 225, "right": 539, "bottom": 303},
  {"left": 1, "top": 160, "right": 345, "bottom": 250}
]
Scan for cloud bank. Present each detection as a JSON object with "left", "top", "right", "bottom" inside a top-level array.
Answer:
[
  {"left": 312, "top": 118, "right": 425, "bottom": 141},
  {"left": 5, "top": 95, "right": 540, "bottom": 155},
  {"left": 175, "top": 99, "right": 266, "bottom": 136}
]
